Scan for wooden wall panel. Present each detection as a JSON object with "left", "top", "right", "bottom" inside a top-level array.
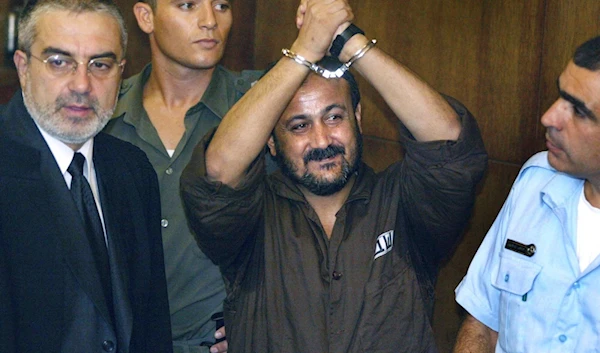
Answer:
[
  {"left": 254, "top": 0, "right": 299, "bottom": 67},
  {"left": 221, "top": 0, "right": 257, "bottom": 71},
  {"left": 309, "top": 0, "right": 546, "bottom": 166}
]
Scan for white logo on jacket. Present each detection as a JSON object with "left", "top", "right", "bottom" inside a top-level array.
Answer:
[{"left": 374, "top": 230, "right": 394, "bottom": 260}]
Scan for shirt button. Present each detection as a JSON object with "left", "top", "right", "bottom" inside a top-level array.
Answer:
[
  {"left": 504, "top": 274, "right": 509, "bottom": 282},
  {"left": 573, "top": 282, "right": 580, "bottom": 289},
  {"left": 332, "top": 271, "right": 343, "bottom": 280},
  {"left": 165, "top": 167, "right": 173, "bottom": 175},
  {"left": 161, "top": 219, "right": 169, "bottom": 228},
  {"left": 102, "top": 340, "right": 115, "bottom": 352},
  {"left": 558, "top": 334, "right": 567, "bottom": 343}
]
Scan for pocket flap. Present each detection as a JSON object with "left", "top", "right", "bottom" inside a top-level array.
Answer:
[{"left": 492, "top": 253, "right": 542, "bottom": 295}]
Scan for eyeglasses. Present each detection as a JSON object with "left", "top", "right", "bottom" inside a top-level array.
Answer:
[{"left": 29, "top": 53, "right": 124, "bottom": 79}]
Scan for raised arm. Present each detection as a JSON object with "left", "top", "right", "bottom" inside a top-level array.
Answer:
[
  {"left": 338, "top": 33, "right": 461, "bottom": 142},
  {"left": 205, "top": 0, "right": 353, "bottom": 187},
  {"left": 453, "top": 314, "right": 498, "bottom": 353}
]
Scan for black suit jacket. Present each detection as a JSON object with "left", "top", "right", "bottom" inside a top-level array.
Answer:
[{"left": 0, "top": 91, "right": 173, "bottom": 353}]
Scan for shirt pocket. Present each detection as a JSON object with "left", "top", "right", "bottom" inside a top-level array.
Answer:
[
  {"left": 356, "top": 263, "right": 436, "bottom": 353},
  {"left": 491, "top": 252, "right": 542, "bottom": 353}
]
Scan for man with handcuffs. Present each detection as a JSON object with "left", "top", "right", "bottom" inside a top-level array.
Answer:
[{"left": 180, "top": 0, "right": 487, "bottom": 351}]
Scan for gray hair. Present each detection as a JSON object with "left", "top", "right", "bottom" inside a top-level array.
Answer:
[{"left": 18, "top": 0, "right": 127, "bottom": 56}]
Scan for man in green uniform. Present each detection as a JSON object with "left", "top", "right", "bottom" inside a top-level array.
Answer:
[{"left": 104, "top": 0, "right": 260, "bottom": 352}]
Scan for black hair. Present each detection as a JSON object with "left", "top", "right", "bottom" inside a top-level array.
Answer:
[
  {"left": 573, "top": 36, "right": 600, "bottom": 71},
  {"left": 262, "top": 55, "right": 361, "bottom": 111}
]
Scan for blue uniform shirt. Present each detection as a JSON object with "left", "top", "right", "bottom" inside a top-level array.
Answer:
[{"left": 456, "top": 151, "right": 600, "bottom": 353}]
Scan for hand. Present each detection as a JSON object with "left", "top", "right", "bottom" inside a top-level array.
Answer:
[
  {"left": 297, "top": 0, "right": 350, "bottom": 36},
  {"left": 296, "top": 0, "right": 307, "bottom": 29},
  {"left": 291, "top": 0, "right": 354, "bottom": 62},
  {"left": 209, "top": 326, "right": 227, "bottom": 353}
]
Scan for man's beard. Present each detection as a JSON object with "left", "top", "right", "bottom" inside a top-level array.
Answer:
[
  {"left": 23, "top": 77, "right": 114, "bottom": 145},
  {"left": 273, "top": 126, "right": 363, "bottom": 196}
]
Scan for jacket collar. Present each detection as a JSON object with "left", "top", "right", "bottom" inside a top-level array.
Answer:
[{"left": 114, "top": 63, "right": 235, "bottom": 123}]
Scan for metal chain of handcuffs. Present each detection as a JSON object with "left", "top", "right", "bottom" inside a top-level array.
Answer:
[{"left": 281, "top": 24, "right": 376, "bottom": 79}]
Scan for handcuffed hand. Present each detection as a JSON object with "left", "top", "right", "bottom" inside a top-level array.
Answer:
[{"left": 292, "top": 0, "right": 354, "bottom": 63}]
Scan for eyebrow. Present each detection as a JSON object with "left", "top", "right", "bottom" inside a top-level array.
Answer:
[
  {"left": 41, "top": 47, "right": 118, "bottom": 61},
  {"left": 285, "top": 103, "right": 348, "bottom": 125},
  {"left": 556, "top": 79, "right": 598, "bottom": 121},
  {"left": 322, "top": 103, "right": 347, "bottom": 114}
]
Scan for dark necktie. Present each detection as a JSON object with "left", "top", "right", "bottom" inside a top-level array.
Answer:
[{"left": 68, "top": 152, "right": 114, "bottom": 320}]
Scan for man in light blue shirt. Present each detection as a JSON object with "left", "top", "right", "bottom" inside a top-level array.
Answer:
[{"left": 454, "top": 36, "right": 600, "bottom": 353}]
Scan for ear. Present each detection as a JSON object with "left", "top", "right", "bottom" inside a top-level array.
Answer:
[
  {"left": 119, "top": 58, "right": 127, "bottom": 74},
  {"left": 267, "top": 135, "right": 277, "bottom": 157},
  {"left": 354, "top": 102, "right": 363, "bottom": 133},
  {"left": 133, "top": 2, "right": 154, "bottom": 34},
  {"left": 13, "top": 50, "right": 29, "bottom": 88}
]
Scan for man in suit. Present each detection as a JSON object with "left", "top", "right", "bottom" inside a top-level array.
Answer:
[{"left": 0, "top": 0, "right": 172, "bottom": 352}]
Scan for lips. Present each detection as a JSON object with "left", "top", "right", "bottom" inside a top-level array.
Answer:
[
  {"left": 545, "top": 135, "right": 563, "bottom": 154},
  {"left": 65, "top": 105, "right": 91, "bottom": 111},
  {"left": 309, "top": 155, "right": 340, "bottom": 167},
  {"left": 60, "top": 104, "right": 95, "bottom": 119},
  {"left": 194, "top": 38, "right": 219, "bottom": 49}
]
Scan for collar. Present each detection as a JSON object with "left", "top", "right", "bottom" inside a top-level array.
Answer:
[
  {"left": 541, "top": 172, "right": 584, "bottom": 210},
  {"left": 521, "top": 152, "right": 584, "bottom": 210},
  {"left": 113, "top": 63, "right": 151, "bottom": 124},
  {"left": 114, "top": 64, "right": 235, "bottom": 124},
  {"left": 37, "top": 125, "right": 95, "bottom": 178}
]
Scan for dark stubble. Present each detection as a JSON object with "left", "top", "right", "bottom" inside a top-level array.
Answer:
[{"left": 273, "top": 124, "right": 363, "bottom": 196}]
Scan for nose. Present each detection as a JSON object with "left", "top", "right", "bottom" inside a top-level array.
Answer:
[
  {"left": 67, "top": 64, "right": 92, "bottom": 94},
  {"left": 541, "top": 98, "right": 565, "bottom": 131},
  {"left": 311, "top": 122, "right": 332, "bottom": 149},
  {"left": 198, "top": 3, "right": 217, "bottom": 29}
]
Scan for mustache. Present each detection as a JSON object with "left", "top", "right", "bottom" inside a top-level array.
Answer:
[
  {"left": 55, "top": 92, "right": 98, "bottom": 113},
  {"left": 303, "top": 145, "right": 345, "bottom": 164},
  {"left": 545, "top": 131, "right": 561, "bottom": 148}
]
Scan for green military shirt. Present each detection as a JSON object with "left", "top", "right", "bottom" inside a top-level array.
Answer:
[{"left": 104, "top": 64, "right": 262, "bottom": 351}]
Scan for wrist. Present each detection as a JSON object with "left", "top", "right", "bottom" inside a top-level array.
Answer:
[
  {"left": 338, "top": 34, "right": 370, "bottom": 63},
  {"left": 330, "top": 23, "right": 365, "bottom": 58},
  {"left": 289, "top": 41, "right": 324, "bottom": 65}
]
